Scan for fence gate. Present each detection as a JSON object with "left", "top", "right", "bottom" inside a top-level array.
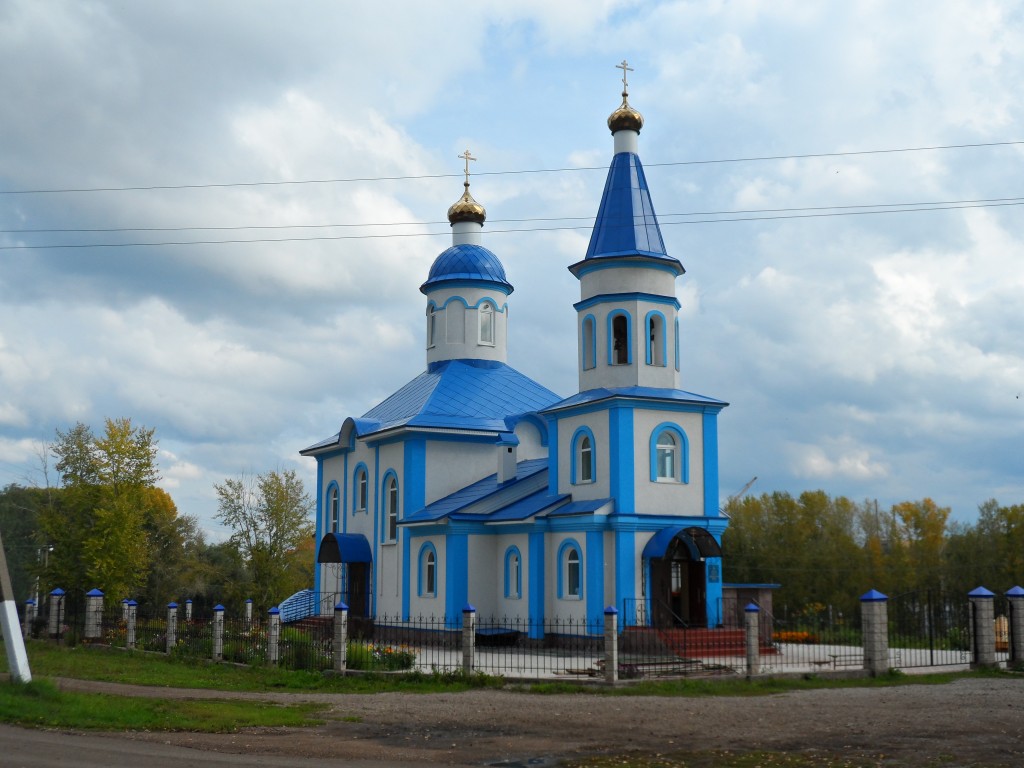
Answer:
[{"left": 888, "top": 590, "right": 971, "bottom": 669}]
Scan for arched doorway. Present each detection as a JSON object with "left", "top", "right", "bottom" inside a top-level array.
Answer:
[
  {"left": 317, "top": 533, "right": 372, "bottom": 618},
  {"left": 643, "top": 526, "right": 722, "bottom": 628}
]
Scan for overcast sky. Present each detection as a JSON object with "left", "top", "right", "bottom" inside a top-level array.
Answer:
[{"left": 2, "top": 1, "right": 1022, "bottom": 538}]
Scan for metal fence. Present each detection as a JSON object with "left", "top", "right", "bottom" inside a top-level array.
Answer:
[{"left": 17, "top": 587, "right": 1023, "bottom": 680}]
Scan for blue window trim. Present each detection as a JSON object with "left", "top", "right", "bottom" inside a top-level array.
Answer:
[
  {"left": 570, "top": 426, "right": 597, "bottom": 485},
  {"left": 381, "top": 469, "right": 399, "bottom": 543},
  {"left": 581, "top": 314, "right": 597, "bottom": 370},
  {"left": 645, "top": 310, "right": 667, "bottom": 367},
  {"left": 557, "top": 538, "right": 583, "bottom": 600},
  {"left": 606, "top": 310, "right": 633, "bottom": 365},
  {"left": 418, "top": 542, "right": 437, "bottom": 597},
  {"left": 674, "top": 317, "right": 680, "bottom": 372},
  {"left": 649, "top": 422, "right": 690, "bottom": 483},
  {"left": 352, "top": 462, "right": 369, "bottom": 514},
  {"left": 504, "top": 546, "right": 522, "bottom": 599},
  {"left": 325, "top": 481, "right": 341, "bottom": 533}
]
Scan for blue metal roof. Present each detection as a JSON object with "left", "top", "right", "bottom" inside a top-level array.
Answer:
[
  {"left": 546, "top": 497, "right": 614, "bottom": 517},
  {"left": 420, "top": 243, "right": 513, "bottom": 294},
  {"left": 583, "top": 152, "right": 679, "bottom": 266},
  {"left": 361, "top": 359, "right": 560, "bottom": 434},
  {"left": 403, "top": 458, "right": 550, "bottom": 523},
  {"left": 317, "top": 533, "right": 372, "bottom": 563},
  {"left": 545, "top": 386, "right": 728, "bottom": 413}
]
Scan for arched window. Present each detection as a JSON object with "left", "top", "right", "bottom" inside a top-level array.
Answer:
[
  {"left": 558, "top": 540, "right": 582, "bottom": 599},
  {"left": 353, "top": 465, "right": 368, "bottom": 513},
  {"left": 581, "top": 315, "right": 596, "bottom": 370},
  {"left": 674, "top": 317, "right": 680, "bottom": 372},
  {"left": 646, "top": 311, "right": 666, "bottom": 367},
  {"left": 426, "top": 305, "right": 437, "bottom": 348},
  {"left": 478, "top": 302, "right": 495, "bottom": 345},
  {"left": 384, "top": 474, "right": 399, "bottom": 542},
  {"left": 328, "top": 485, "right": 340, "bottom": 533},
  {"left": 504, "top": 546, "right": 522, "bottom": 599},
  {"left": 419, "top": 543, "right": 436, "bottom": 597},
  {"left": 649, "top": 423, "right": 690, "bottom": 483},
  {"left": 571, "top": 427, "right": 596, "bottom": 484},
  {"left": 609, "top": 312, "right": 631, "bottom": 365}
]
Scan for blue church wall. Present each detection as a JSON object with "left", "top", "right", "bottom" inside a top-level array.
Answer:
[
  {"left": 609, "top": 405, "right": 636, "bottom": 514},
  {"left": 702, "top": 411, "right": 720, "bottom": 519}
]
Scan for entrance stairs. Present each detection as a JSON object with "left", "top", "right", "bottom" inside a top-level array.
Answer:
[{"left": 626, "top": 626, "right": 777, "bottom": 658}]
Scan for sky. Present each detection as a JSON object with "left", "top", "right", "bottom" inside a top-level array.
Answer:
[{"left": 1, "top": 1, "right": 1022, "bottom": 539}]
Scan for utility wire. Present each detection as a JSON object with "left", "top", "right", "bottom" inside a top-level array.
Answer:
[
  {"left": 2, "top": 196, "right": 1023, "bottom": 236},
  {"left": 2, "top": 198, "right": 1022, "bottom": 251},
  {"left": 2, "top": 140, "right": 1022, "bottom": 195}
]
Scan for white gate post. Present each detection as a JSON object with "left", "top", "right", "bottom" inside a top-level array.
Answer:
[
  {"left": 212, "top": 604, "right": 225, "bottom": 662},
  {"left": 166, "top": 601, "right": 178, "bottom": 654},
  {"left": 48, "top": 588, "right": 65, "bottom": 638},
  {"left": 84, "top": 588, "right": 103, "bottom": 640},
  {"left": 603, "top": 606, "right": 618, "bottom": 684},
  {"left": 969, "top": 587, "right": 997, "bottom": 669},
  {"left": 333, "top": 601, "right": 349, "bottom": 673},
  {"left": 1006, "top": 586, "right": 1024, "bottom": 666},
  {"left": 462, "top": 604, "right": 476, "bottom": 674},
  {"left": 267, "top": 607, "right": 281, "bottom": 665},
  {"left": 744, "top": 603, "right": 760, "bottom": 676},
  {"left": 860, "top": 589, "right": 889, "bottom": 676},
  {"left": 126, "top": 599, "right": 138, "bottom": 650},
  {"left": 22, "top": 599, "right": 35, "bottom": 640}
]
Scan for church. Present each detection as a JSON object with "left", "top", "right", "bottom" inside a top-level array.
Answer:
[{"left": 300, "top": 66, "right": 730, "bottom": 634}]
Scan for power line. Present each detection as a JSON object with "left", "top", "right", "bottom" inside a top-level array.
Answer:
[
  {"left": 1, "top": 198, "right": 1022, "bottom": 251},
  {"left": 3, "top": 196, "right": 1022, "bottom": 236},
  {"left": 2, "top": 140, "right": 1022, "bottom": 196}
]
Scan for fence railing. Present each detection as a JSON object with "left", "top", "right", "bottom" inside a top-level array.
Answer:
[{"left": 16, "top": 586, "right": 1024, "bottom": 680}]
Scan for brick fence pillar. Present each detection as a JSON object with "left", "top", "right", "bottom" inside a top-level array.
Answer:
[
  {"left": 48, "top": 588, "right": 65, "bottom": 639},
  {"left": 860, "top": 589, "right": 889, "bottom": 676},
  {"left": 1006, "top": 586, "right": 1024, "bottom": 666},
  {"left": 185, "top": 599, "right": 193, "bottom": 622},
  {"left": 212, "top": 604, "right": 225, "bottom": 662},
  {"left": 166, "top": 602, "right": 178, "bottom": 654},
  {"left": 604, "top": 606, "right": 618, "bottom": 684},
  {"left": 22, "top": 599, "right": 35, "bottom": 640},
  {"left": 267, "top": 607, "right": 281, "bottom": 665},
  {"left": 969, "top": 587, "right": 996, "bottom": 669},
  {"left": 462, "top": 604, "right": 476, "bottom": 674},
  {"left": 84, "top": 588, "right": 103, "bottom": 640},
  {"left": 744, "top": 603, "right": 760, "bottom": 676},
  {"left": 126, "top": 600, "right": 137, "bottom": 650},
  {"left": 333, "top": 602, "right": 349, "bottom": 673}
]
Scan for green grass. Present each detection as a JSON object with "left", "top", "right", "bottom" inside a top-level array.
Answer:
[
  {"left": 0, "top": 679, "right": 325, "bottom": 732},
  {"left": 2, "top": 639, "right": 503, "bottom": 694}
]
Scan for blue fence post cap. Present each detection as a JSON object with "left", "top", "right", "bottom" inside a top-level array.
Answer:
[
  {"left": 168, "top": 601, "right": 178, "bottom": 609},
  {"left": 127, "top": 599, "right": 137, "bottom": 607},
  {"left": 968, "top": 586, "right": 995, "bottom": 598},
  {"left": 185, "top": 598, "right": 193, "bottom": 604},
  {"left": 25, "top": 599, "right": 35, "bottom": 606},
  {"left": 860, "top": 589, "right": 888, "bottom": 602},
  {"left": 121, "top": 598, "right": 129, "bottom": 604},
  {"left": 604, "top": 605, "right": 618, "bottom": 615},
  {"left": 1005, "top": 586, "right": 1024, "bottom": 597},
  {"left": 51, "top": 588, "right": 65, "bottom": 597},
  {"left": 213, "top": 604, "right": 225, "bottom": 612},
  {"left": 335, "top": 601, "right": 349, "bottom": 611},
  {"left": 86, "top": 588, "right": 104, "bottom": 597},
  {"left": 744, "top": 602, "right": 760, "bottom": 612},
  {"left": 246, "top": 598, "right": 253, "bottom": 604},
  {"left": 268, "top": 607, "right": 280, "bottom": 615},
  {"left": 463, "top": 603, "right": 476, "bottom": 613}
]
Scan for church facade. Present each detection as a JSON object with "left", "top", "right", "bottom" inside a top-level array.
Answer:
[{"left": 301, "top": 72, "right": 729, "bottom": 633}]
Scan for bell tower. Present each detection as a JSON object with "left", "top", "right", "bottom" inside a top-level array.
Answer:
[{"left": 569, "top": 62, "right": 684, "bottom": 393}]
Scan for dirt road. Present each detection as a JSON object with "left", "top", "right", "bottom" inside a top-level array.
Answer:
[{"left": 26, "top": 675, "right": 1024, "bottom": 766}]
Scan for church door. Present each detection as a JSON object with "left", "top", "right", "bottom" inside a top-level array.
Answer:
[
  {"left": 347, "top": 563, "right": 369, "bottom": 618},
  {"left": 650, "top": 537, "right": 707, "bottom": 627}
]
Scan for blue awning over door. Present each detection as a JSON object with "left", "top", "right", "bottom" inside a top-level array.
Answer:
[
  {"left": 642, "top": 526, "right": 722, "bottom": 560},
  {"left": 317, "top": 533, "right": 372, "bottom": 564}
]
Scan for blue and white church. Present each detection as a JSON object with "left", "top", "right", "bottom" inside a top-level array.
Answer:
[{"left": 301, "top": 71, "right": 730, "bottom": 632}]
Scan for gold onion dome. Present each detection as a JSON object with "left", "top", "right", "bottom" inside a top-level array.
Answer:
[
  {"left": 607, "top": 90, "right": 644, "bottom": 134},
  {"left": 447, "top": 182, "right": 487, "bottom": 224}
]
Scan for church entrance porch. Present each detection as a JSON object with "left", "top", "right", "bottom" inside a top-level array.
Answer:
[
  {"left": 316, "top": 533, "right": 372, "bottom": 619},
  {"left": 642, "top": 526, "right": 723, "bottom": 629}
]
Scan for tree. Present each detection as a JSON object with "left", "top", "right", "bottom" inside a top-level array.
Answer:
[
  {"left": 39, "top": 418, "right": 160, "bottom": 604},
  {"left": 214, "top": 469, "right": 314, "bottom": 611}
]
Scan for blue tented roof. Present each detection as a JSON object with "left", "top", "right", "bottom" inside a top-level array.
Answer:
[
  {"left": 583, "top": 152, "right": 679, "bottom": 266},
  {"left": 317, "top": 533, "right": 373, "bottom": 563},
  {"left": 420, "top": 243, "right": 513, "bottom": 294},
  {"left": 360, "top": 359, "right": 560, "bottom": 434}
]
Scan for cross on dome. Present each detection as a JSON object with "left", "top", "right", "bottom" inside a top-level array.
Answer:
[
  {"left": 459, "top": 148, "right": 477, "bottom": 187},
  {"left": 616, "top": 59, "right": 633, "bottom": 95}
]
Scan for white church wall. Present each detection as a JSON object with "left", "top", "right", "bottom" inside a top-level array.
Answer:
[
  {"left": 555, "top": 411, "right": 611, "bottom": 499},
  {"left": 424, "top": 440, "right": 495, "bottom": 505},
  {"left": 513, "top": 420, "right": 546, "bottom": 461},
  {"left": 632, "top": 409, "right": 706, "bottom": 517},
  {"left": 425, "top": 286, "right": 509, "bottom": 365},
  {"left": 579, "top": 265, "right": 675, "bottom": 302},
  {"left": 466, "top": 535, "right": 498, "bottom": 616}
]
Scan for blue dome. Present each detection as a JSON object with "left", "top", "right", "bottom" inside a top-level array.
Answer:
[{"left": 420, "top": 244, "right": 513, "bottom": 294}]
